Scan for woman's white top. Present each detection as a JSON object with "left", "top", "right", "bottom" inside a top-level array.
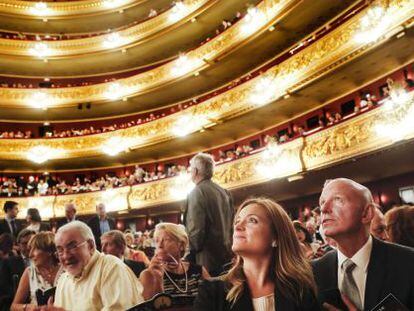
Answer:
[
  {"left": 252, "top": 293, "right": 275, "bottom": 311},
  {"left": 26, "top": 223, "right": 40, "bottom": 233},
  {"left": 29, "top": 263, "right": 64, "bottom": 306}
]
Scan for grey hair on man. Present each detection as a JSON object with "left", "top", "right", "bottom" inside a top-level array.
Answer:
[
  {"left": 324, "top": 177, "right": 374, "bottom": 207},
  {"left": 57, "top": 220, "right": 96, "bottom": 248},
  {"left": 190, "top": 153, "right": 215, "bottom": 180},
  {"left": 101, "top": 230, "right": 126, "bottom": 250}
]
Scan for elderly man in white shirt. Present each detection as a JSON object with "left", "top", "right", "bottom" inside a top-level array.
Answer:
[
  {"left": 42, "top": 221, "right": 144, "bottom": 311},
  {"left": 313, "top": 178, "right": 414, "bottom": 311}
]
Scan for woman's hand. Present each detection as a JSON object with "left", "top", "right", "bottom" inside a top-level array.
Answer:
[
  {"left": 139, "top": 255, "right": 165, "bottom": 300},
  {"left": 147, "top": 255, "right": 165, "bottom": 280}
]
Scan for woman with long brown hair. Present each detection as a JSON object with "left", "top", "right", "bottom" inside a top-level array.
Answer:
[{"left": 193, "top": 197, "right": 319, "bottom": 310}]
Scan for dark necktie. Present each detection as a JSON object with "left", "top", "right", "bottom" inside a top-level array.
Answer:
[{"left": 10, "top": 219, "right": 17, "bottom": 236}]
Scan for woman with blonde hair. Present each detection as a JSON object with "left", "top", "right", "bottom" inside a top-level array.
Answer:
[
  {"left": 11, "top": 232, "right": 63, "bottom": 310},
  {"left": 194, "top": 197, "right": 319, "bottom": 310},
  {"left": 140, "top": 223, "right": 210, "bottom": 301}
]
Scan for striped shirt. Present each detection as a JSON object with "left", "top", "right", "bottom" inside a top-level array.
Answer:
[{"left": 163, "top": 262, "right": 202, "bottom": 299}]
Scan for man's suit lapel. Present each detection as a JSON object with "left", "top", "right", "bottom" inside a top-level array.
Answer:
[
  {"left": 364, "top": 238, "right": 387, "bottom": 310},
  {"left": 320, "top": 251, "right": 338, "bottom": 291}
]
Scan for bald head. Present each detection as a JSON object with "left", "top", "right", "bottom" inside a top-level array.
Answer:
[
  {"left": 324, "top": 178, "right": 374, "bottom": 207},
  {"left": 64, "top": 202, "right": 76, "bottom": 221},
  {"left": 319, "top": 178, "right": 374, "bottom": 249}
]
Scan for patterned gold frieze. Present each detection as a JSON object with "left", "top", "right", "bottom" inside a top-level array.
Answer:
[
  {"left": 1, "top": 0, "right": 412, "bottom": 161},
  {"left": 0, "top": 0, "right": 297, "bottom": 106},
  {"left": 0, "top": 0, "right": 147, "bottom": 17},
  {"left": 304, "top": 89, "right": 414, "bottom": 170},
  {"left": 1, "top": 94, "right": 414, "bottom": 219}
]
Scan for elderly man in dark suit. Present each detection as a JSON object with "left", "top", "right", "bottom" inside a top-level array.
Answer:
[
  {"left": 0, "top": 201, "right": 22, "bottom": 239},
  {"left": 184, "top": 153, "right": 234, "bottom": 276},
  {"left": 87, "top": 203, "right": 115, "bottom": 251},
  {"left": 313, "top": 178, "right": 414, "bottom": 311}
]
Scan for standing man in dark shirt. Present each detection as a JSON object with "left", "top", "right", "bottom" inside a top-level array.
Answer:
[{"left": 184, "top": 153, "right": 234, "bottom": 276}]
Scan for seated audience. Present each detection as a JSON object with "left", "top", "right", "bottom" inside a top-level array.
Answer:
[
  {"left": 313, "top": 178, "right": 414, "bottom": 310},
  {"left": 101, "top": 230, "right": 146, "bottom": 278},
  {"left": 124, "top": 232, "right": 150, "bottom": 266},
  {"left": 11, "top": 232, "right": 63, "bottom": 309},
  {"left": 16, "top": 229, "right": 36, "bottom": 268},
  {"left": 25, "top": 208, "right": 50, "bottom": 233},
  {"left": 293, "top": 220, "right": 320, "bottom": 259},
  {"left": 384, "top": 205, "right": 414, "bottom": 248},
  {"left": 370, "top": 205, "right": 388, "bottom": 241},
  {"left": 51, "top": 221, "right": 143, "bottom": 310},
  {"left": 0, "top": 233, "right": 25, "bottom": 311},
  {"left": 194, "top": 197, "right": 319, "bottom": 310},
  {"left": 140, "top": 223, "right": 210, "bottom": 301}
]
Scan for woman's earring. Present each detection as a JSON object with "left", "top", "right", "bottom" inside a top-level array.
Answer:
[{"left": 272, "top": 241, "right": 277, "bottom": 248}]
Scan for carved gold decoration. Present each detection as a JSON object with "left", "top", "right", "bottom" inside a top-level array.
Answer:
[
  {"left": 0, "top": 0, "right": 147, "bottom": 17},
  {"left": 1, "top": 92, "right": 414, "bottom": 219},
  {"left": 0, "top": 0, "right": 297, "bottom": 105},
  {"left": 0, "top": 0, "right": 214, "bottom": 56},
  {"left": 0, "top": 0, "right": 413, "bottom": 161}
]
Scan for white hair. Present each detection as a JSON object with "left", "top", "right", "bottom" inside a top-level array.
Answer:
[
  {"left": 57, "top": 220, "right": 95, "bottom": 248},
  {"left": 190, "top": 153, "right": 215, "bottom": 179},
  {"left": 64, "top": 202, "right": 76, "bottom": 212},
  {"left": 324, "top": 178, "right": 373, "bottom": 206}
]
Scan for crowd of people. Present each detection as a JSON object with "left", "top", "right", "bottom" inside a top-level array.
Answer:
[
  {"left": 0, "top": 70, "right": 407, "bottom": 142},
  {"left": 0, "top": 9, "right": 245, "bottom": 92},
  {"left": 0, "top": 153, "right": 413, "bottom": 311},
  {"left": 0, "top": 142, "right": 255, "bottom": 198},
  {"left": 0, "top": 4, "right": 173, "bottom": 42}
]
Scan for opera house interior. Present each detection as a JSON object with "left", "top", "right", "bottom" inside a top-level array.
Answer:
[{"left": 0, "top": 0, "right": 414, "bottom": 310}]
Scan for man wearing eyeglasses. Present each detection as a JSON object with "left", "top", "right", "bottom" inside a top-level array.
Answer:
[{"left": 49, "top": 221, "right": 143, "bottom": 310}]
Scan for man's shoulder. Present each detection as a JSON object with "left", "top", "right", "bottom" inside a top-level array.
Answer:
[
  {"left": 312, "top": 249, "right": 337, "bottom": 271},
  {"left": 374, "top": 239, "right": 414, "bottom": 263},
  {"left": 87, "top": 216, "right": 99, "bottom": 225},
  {"left": 100, "top": 253, "right": 129, "bottom": 270}
]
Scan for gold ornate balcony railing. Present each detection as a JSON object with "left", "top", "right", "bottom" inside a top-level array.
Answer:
[
  {"left": 1, "top": 88, "right": 413, "bottom": 219},
  {"left": 0, "top": 0, "right": 412, "bottom": 162},
  {"left": 0, "top": 0, "right": 215, "bottom": 56},
  {"left": 0, "top": 0, "right": 148, "bottom": 18},
  {"left": 0, "top": 0, "right": 300, "bottom": 100}
]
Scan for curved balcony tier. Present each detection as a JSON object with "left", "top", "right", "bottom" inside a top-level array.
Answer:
[
  {"left": 0, "top": 0, "right": 217, "bottom": 57},
  {"left": 0, "top": 0, "right": 412, "bottom": 167},
  {"left": 0, "top": 0, "right": 155, "bottom": 18},
  {"left": 0, "top": 0, "right": 177, "bottom": 35},
  {"left": 0, "top": 0, "right": 409, "bottom": 118},
  {"left": 1, "top": 90, "right": 413, "bottom": 219}
]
